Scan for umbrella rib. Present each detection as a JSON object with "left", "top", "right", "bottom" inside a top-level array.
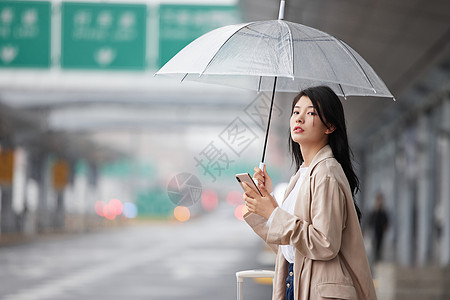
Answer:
[
  {"left": 199, "top": 23, "right": 250, "bottom": 76},
  {"left": 296, "top": 27, "right": 343, "bottom": 93},
  {"left": 246, "top": 22, "right": 282, "bottom": 40},
  {"left": 234, "top": 33, "right": 335, "bottom": 42},
  {"left": 280, "top": 20, "right": 295, "bottom": 78},
  {"left": 225, "top": 29, "right": 337, "bottom": 44},
  {"left": 334, "top": 39, "right": 376, "bottom": 92},
  {"left": 338, "top": 83, "right": 347, "bottom": 100}
]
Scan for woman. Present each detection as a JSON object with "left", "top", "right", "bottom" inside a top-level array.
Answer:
[{"left": 242, "top": 86, "right": 377, "bottom": 300}]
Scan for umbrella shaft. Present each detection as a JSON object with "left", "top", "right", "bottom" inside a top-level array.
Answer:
[
  {"left": 261, "top": 77, "right": 277, "bottom": 163},
  {"left": 278, "top": 0, "right": 286, "bottom": 20}
]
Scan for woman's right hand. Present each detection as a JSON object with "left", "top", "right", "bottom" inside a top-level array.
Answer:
[{"left": 253, "top": 165, "right": 273, "bottom": 194}]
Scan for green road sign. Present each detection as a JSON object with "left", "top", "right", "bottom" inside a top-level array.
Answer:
[
  {"left": 158, "top": 4, "right": 241, "bottom": 68},
  {"left": 0, "top": 1, "right": 51, "bottom": 68},
  {"left": 61, "top": 2, "right": 146, "bottom": 70}
]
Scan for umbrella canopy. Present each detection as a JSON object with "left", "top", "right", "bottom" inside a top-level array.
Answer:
[
  {"left": 156, "top": 6, "right": 394, "bottom": 166},
  {"left": 156, "top": 19, "right": 394, "bottom": 99}
]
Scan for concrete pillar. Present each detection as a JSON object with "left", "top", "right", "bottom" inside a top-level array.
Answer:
[
  {"left": 29, "top": 151, "right": 51, "bottom": 232},
  {"left": 72, "top": 160, "right": 89, "bottom": 231},
  {"left": 86, "top": 163, "right": 99, "bottom": 225},
  {"left": 24, "top": 149, "right": 41, "bottom": 236},
  {"left": 0, "top": 186, "right": 14, "bottom": 233},
  {"left": 397, "top": 175, "right": 414, "bottom": 265},
  {"left": 0, "top": 147, "right": 16, "bottom": 233},
  {"left": 416, "top": 113, "right": 436, "bottom": 266},
  {"left": 382, "top": 139, "right": 397, "bottom": 262},
  {"left": 54, "top": 191, "right": 65, "bottom": 228},
  {"left": 396, "top": 130, "right": 416, "bottom": 266},
  {"left": 38, "top": 155, "right": 50, "bottom": 231},
  {"left": 52, "top": 159, "right": 70, "bottom": 229},
  {"left": 12, "top": 147, "right": 27, "bottom": 233},
  {"left": 440, "top": 98, "right": 450, "bottom": 266}
]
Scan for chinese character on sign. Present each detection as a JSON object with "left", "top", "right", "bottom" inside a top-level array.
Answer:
[
  {"left": 119, "top": 12, "right": 135, "bottom": 29},
  {"left": 74, "top": 11, "right": 91, "bottom": 27},
  {"left": 0, "top": 7, "right": 14, "bottom": 25},
  {"left": 219, "top": 117, "right": 258, "bottom": 156},
  {"left": 97, "top": 11, "right": 113, "bottom": 28},
  {"left": 245, "top": 93, "right": 283, "bottom": 130},
  {"left": 22, "top": 9, "right": 37, "bottom": 26},
  {"left": 194, "top": 141, "right": 234, "bottom": 182}
]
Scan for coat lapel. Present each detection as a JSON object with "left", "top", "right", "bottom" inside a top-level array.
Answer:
[
  {"left": 283, "top": 145, "right": 334, "bottom": 204},
  {"left": 282, "top": 169, "right": 301, "bottom": 203},
  {"left": 292, "top": 145, "right": 335, "bottom": 222}
]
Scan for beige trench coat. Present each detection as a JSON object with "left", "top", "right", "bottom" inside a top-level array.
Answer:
[{"left": 244, "top": 145, "right": 377, "bottom": 300}]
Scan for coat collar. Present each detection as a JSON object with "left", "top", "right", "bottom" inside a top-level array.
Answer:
[
  {"left": 283, "top": 145, "right": 334, "bottom": 201},
  {"left": 306, "top": 144, "right": 334, "bottom": 176}
]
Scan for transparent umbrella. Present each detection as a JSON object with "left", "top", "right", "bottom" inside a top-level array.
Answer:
[{"left": 156, "top": 0, "right": 394, "bottom": 168}]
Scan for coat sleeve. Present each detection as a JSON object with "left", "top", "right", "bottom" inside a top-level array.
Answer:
[
  {"left": 265, "top": 175, "right": 346, "bottom": 261},
  {"left": 244, "top": 212, "right": 279, "bottom": 253}
]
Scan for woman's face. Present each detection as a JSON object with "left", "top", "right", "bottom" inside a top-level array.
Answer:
[{"left": 290, "top": 95, "right": 333, "bottom": 147}]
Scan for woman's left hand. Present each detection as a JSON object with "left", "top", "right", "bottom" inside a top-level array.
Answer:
[{"left": 242, "top": 182, "right": 278, "bottom": 219}]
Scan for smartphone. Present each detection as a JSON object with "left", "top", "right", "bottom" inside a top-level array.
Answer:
[{"left": 235, "top": 173, "right": 263, "bottom": 196}]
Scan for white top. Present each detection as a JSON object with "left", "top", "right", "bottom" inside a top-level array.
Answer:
[{"left": 267, "top": 166, "right": 309, "bottom": 263}]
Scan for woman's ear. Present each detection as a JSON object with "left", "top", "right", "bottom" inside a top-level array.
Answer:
[{"left": 325, "top": 124, "right": 336, "bottom": 134}]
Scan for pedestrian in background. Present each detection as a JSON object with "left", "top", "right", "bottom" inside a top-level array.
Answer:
[
  {"left": 368, "top": 193, "right": 389, "bottom": 263},
  {"left": 242, "top": 86, "right": 377, "bottom": 300}
]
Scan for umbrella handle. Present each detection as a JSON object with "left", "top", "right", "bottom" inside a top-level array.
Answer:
[
  {"left": 259, "top": 162, "right": 266, "bottom": 172},
  {"left": 254, "top": 162, "right": 266, "bottom": 186}
]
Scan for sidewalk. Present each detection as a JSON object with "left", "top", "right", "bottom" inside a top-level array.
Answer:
[{"left": 374, "top": 263, "right": 450, "bottom": 300}]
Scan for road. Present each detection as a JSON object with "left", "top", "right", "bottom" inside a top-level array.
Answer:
[{"left": 0, "top": 206, "right": 273, "bottom": 300}]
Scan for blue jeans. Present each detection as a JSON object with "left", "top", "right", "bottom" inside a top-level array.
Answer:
[{"left": 286, "top": 263, "right": 294, "bottom": 300}]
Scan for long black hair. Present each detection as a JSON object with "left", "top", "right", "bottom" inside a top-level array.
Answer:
[{"left": 288, "top": 86, "right": 362, "bottom": 221}]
